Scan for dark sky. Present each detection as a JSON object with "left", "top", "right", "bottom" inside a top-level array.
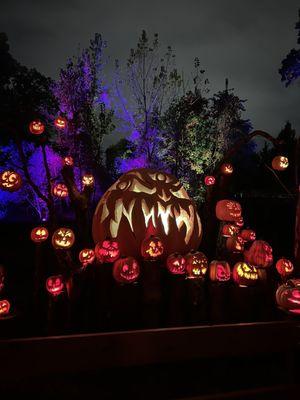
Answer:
[{"left": 2, "top": 0, "right": 300, "bottom": 143}]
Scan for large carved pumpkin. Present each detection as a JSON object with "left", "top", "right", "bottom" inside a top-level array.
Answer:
[{"left": 92, "top": 169, "right": 202, "bottom": 258}]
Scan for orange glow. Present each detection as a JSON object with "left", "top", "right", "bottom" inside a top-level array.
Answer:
[
  {"left": 222, "top": 224, "right": 239, "bottom": 237},
  {"left": 244, "top": 240, "right": 273, "bottom": 268},
  {"left": 113, "top": 257, "right": 140, "bottom": 283},
  {"left": 95, "top": 239, "right": 120, "bottom": 263},
  {"left": 166, "top": 253, "right": 186, "bottom": 275},
  {"left": 46, "top": 275, "right": 64, "bottom": 296},
  {"left": 233, "top": 262, "right": 258, "bottom": 287},
  {"left": 276, "top": 258, "right": 294, "bottom": 277},
  {"left": 0, "top": 299, "right": 10, "bottom": 316},
  {"left": 30, "top": 226, "right": 49, "bottom": 243},
  {"left": 272, "top": 156, "right": 289, "bottom": 171},
  {"left": 82, "top": 174, "right": 95, "bottom": 187},
  {"left": 54, "top": 116, "right": 67, "bottom": 129},
  {"left": 141, "top": 235, "right": 164, "bottom": 260},
  {"left": 0, "top": 170, "right": 22, "bottom": 192},
  {"left": 240, "top": 229, "right": 256, "bottom": 241},
  {"left": 220, "top": 163, "right": 233, "bottom": 175},
  {"left": 63, "top": 156, "right": 74, "bottom": 167},
  {"left": 226, "top": 235, "right": 244, "bottom": 253},
  {"left": 185, "top": 251, "right": 208, "bottom": 279},
  {"left": 79, "top": 248, "right": 95, "bottom": 266},
  {"left": 216, "top": 199, "right": 242, "bottom": 222},
  {"left": 204, "top": 176, "right": 216, "bottom": 186},
  {"left": 53, "top": 183, "right": 68, "bottom": 198},
  {"left": 52, "top": 228, "right": 75, "bottom": 249},
  {"left": 29, "top": 120, "right": 45, "bottom": 135}
]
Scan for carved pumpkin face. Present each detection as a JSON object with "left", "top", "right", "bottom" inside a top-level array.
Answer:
[
  {"left": 0, "top": 265, "right": 5, "bottom": 293},
  {"left": 52, "top": 228, "right": 75, "bottom": 249},
  {"left": 141, "top": 235, "right": 164, "bottom": 260},
  {"left": 244, "top": 240, "right": 273, "bottom": 268},
  {"left": 220, "top": 163, "right": 233, "bottom": 175},
  {"left": 0, "top": 299, "right": 10, "bottom": 316},
  {"left": 113, "top": 257, "right": 140, "bottom": 284},
  {"left": 226, "top": 235, "right": 244, "bottom": 253},
  {"left": 216, "top": 200, "right": 242, "bottom": 222},
  {"left": 79, "top": 249, "right": 95, "bottom": 266},
  {"left": 53, "top": 183, "right": 68, "bottom": 198},
  {"left": 30, "top": 226, "right": 49, "bottom": 243},
  {"left": 222, "top": 224, "right": 239, "bottom": 237},
  {"left": 209, "top": 260, "right": 231, "bottom": 282},
  {"left": 92, "top": 168, "right": 202, "bottom": 259},
  {"left": 54, "top": 116, "right": 67, "bottom": 129},
  {"left": 272, "top": 156, "right": 289, "bottom": 171},
  {"left": 240, "top": 229, "right": 256, "bottom": 242},
  {"left": 46, "top": 275, "right": 64, "bottom": 296},
  {"left": 185, "top": 251, "right": 208, "bottom": 279},
  {"left": 276, "top": 280, "right": 300, "bottom": 314},
  {"left": 166, "top": 253, "right": 186, "bottom": 275},
  {"left": 63, "top": 156, "right": 74, "bottom": 167},
  {"left": 204, "top": 176, "right": 215, "bottom": 186},
  {"left": 0, "top": 170, "right": 22, "bottom": 192},
  {"left": 95, "top": 239, "right": 120, "bottom": 263},
  {"left": 233, "top": 262, "right": 258, "bottom": 287},
  {"left": 29, "top": 120, "right": 45, "bottom": 135},
  {"left": 235, "top": 216, "right": 244, "bottom": 228},
  {"left": 276, "top": 258, "right": 294, "bottom": 277},
  {"left": 82, "top": 174, "right": 94, "bottom": 187}
]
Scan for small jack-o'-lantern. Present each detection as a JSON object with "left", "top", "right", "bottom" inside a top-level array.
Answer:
[
  {"left": 54, "top": 116, "right": 67, "bottom": 129},
  {"left": 222, "top": 223, "right": 239, "bottom": 237},
  {"left": 166, "top": 253, "right": 186, "bottom": 275},
  {"left": 0, "top": 265, "right": 5, "bottom": 293},
  {"left": 82, "top": 174, "right": 95, "bottom": 187},
  {"left": 220, "top": 163, "right": 233, "bottom": 175},
  {"left": 235, "top": 216, "right": 244, "bottom": 228},
  {"left": 79, "top": 249, "right": 95, "bottom": 266},
  {"left": 276, "top": 258, "right": 294, "bottom": 277},
  {"left": 29, "top": 120, "right": 45, "bottom": 135},
  {"left": 141, "top": 235, "right": 164, "bottom": 260},
  {"left": 204, "top": 176, "right": 215, "bottom": 186},
  {"left": 0, "top": 170, "right": 22, "bottom": 192},
  {"left": 95, "top": 239, "right": 120, "bottom": 263},
  {"left": 113, "top": 256, "right": 140, "bottom": 284},
  {"left": 52, "top": 228, "right": 75, "bottom": 249},
  {"left": 209, "top": 260, "right": 231, "bottom": 282},
  {"left": 185, "top": 251, "right": 208, "bottom": 279},
  {"left": 216, "top": 200, "right": 242, "bottom": 222},
  {"left": 63, "top": 156, "right": 74, "bottom": 167},
  {"left": 244, "top": 240, "right": 273, "bottom": 268},
  {"left": 0, "top": 299, "right": 10, "bottom": 316},
  {"left": 240, "top": 229, "right": 256, "bottom": 242},
  {"left": 53, "top": 183, "right": 68, "bottom": 198},
  {"left": 276, "top": 280, "right": 300, "bottom": 314},
  {"left": 233, "top": 262, "right": 258, "bottom": 287},
  {"left": 226, "top": 235, "right": 244, "bottom": 253},
  {"left": 30, "top": 226, "right": 49, "bottom": 243},
  {"left": 272, "top": 156, "right": 289, "bottom": 171},
  {"left": 46, "top": 275, "right": 64, "bottom": 296}
]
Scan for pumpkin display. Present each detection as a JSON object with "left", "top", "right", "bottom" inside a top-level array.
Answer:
[
  {"left": 240, "top": 229, "right": 256, "bottom": 242},
  {"left": 141, "top": 235, "right": 164, "bottom": 260},
  {"left": 92, "top": 168, "right": 202, "bottom": 259},
  {"left": 30, "top": 226, "right": 49, "bottom": 243},
  {"left": 29, "top": 120, "right": 45, "bottom": 135},
  {"left": 220, "top": 163, "right": 233, "bottom": 175},
  {"left": 53, "top": 183, "right": 68, "bottom": 198},
  {"left": 82, "top": 174, "right": 95, "bottom": 187},
  {"left": 276, "top": 280, "right": 300, "bottom": 314},
  {"left": 54, "top": 116, "right": 67, "bottom": 129},
  {"left": 235, "top": 216, "right": 244, "bottom": 228},
  {"left": 46, "top": 275, "right": 64, "bottom": 296},
  {"left": 113, "top": 256, "right": 140, "bottom": 284},
  {"left": 216, "top": 200, "right": 242, "bottom": 222},
  {"left": 166, "top": 253, "right": 186, "bottom": 275},
  {"left": 63, "top": 156, "right": 74, "bottom": 167},
  {"left": 209, "top": 260, "right": 231, "bottom": 282},
  {"left": 232, "top": 262, "right": 258, "bottom": 287},
  {"left": 185, "top": 251, "right": 208, "bottom": 279},
  {"left": 0, "top": 300, "right": 10, "bottom": 316},
  {"left": 52, "top": 228, "right": 75, "bottom": 250},
  {"left": 79, "top": 249, "right": 95, "bottom": 266},
  {"left": 0, "top": 265, "right": 5, "bottom": 292},
  {"left": 272, "top": 156, "right": 289, "bottom": 171},
  {"left": 95, "top": 239, "right": 120, "bottom": 263},
  {"left": 204, "top": 176, "right": 215, "bottom": 186},
  {"left": 244, "top": 240, "right": 273, "bottom": 268},
  {"left": 226, "top": 235, "right": 244, "bottom": 253},
  {"left": 222, "top": 223, "right": 239, "bottom": 237},
  {"left": 276, "top": 258, "right": 294, "bottom": 277},
  {"left": 0, "top": 170, "right": 22, "bottom": 192}
]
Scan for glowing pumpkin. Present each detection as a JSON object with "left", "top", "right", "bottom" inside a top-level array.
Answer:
[
  {"left": 82, "top": 174, "right": 95, "bottom": 187},
  {"left": 29, "top": 120, "right": 45, "bottom": 135},
  {"left": 185, "top": 251, "right": 208, "bottom": 279},
  {"left": 220, "top": 163, "right": 233, "bottom": 175},
  {"left": 240, "top": 229, "right": 256, "bottom": 242},
  {"left": 79, "top": 249, "right": 95, "bottom": 266},
  {"left": 53, "top": 183, "right": 68, "bottom": 198},
  {"left": 52, "top": 228, "right": 75, "bottom": 250},
  {"left": 141, "top": 235, "right": 164, "bottom": 260},
  {"left": 0, "top": 170, "right": 22, "bottom": 192},
  {"left": 46, "top": 275, "right": 64, "bottom": 296},
  {"left": 30, "top": 226, "right": 49, "bottom": 243},
  {"left": 95, "top": 239, "right": 120, "bottom": 263},
  {"left": 233, "top": 262, "right": 258, "bottom": 287},
  {"left": 0, "top": 299, "right": 10, "bottom": 316},
  {"left": 204, "top": 176, "right": 215, "bottom": 186},
  {"left": 272, "top": 156, "right": 289, "bottom": 171},
  {"left": 0, "top": 265, "right": 5, "bottom": 293},
  {"left": 276, "top": 258, "right": 294, "bottom": 277},
  {"left": 166, "top": 253, "right": 186, "bottom": 275},
  {"left": 216, "top": 200, "right": 242, "bottom": 222},
  {"left": 209, "top": 260, "right": 231, "bottom": 282},
  {"left": 113, "top": 256, "right": 140, "bottom": 284},
  {"left": 276, "top": 280, "right": 300, "bottom": 314},
  {"left": 92, "top": 168, "right": 202, "bottom": 259},
  {"left": 244, "top": 240, "right": 273, "bottom": 268},
  {"left": 63, "top": 156, "right": 74, "bottom": 167},
  {"left": 235, "top": 216, "right": 244, "bottom": 228},
  {"left": 54, "top": 116, "right": 67, "bottom": 129},
  {"left": 222, "top": 223, "right": 239, "bottom": 237},
  {"left": 226, "top": 235, "right": 244, "bottom": 252}
]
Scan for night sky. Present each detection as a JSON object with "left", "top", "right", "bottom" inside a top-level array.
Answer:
[{"left": 1, "top": 0, "right": 300, "bottom": 143}]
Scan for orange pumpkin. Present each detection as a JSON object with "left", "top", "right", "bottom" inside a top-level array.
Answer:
[
  {"left": 244, "top": 240, "right": 273, "bottom": 268},
  {"left": 272, "top": 156, "right": 289, "bottom": 171},
  {"left": 226, "top": 235, "right": 244, "bottom": 253},
  {"left": 29, "top": 120, "right": 45, "bottom": 135},
  {"left": 240, "top": 229, "right": 256, "bottom": 242},
  {"left": 216, "top": 200, "right": 242, "bottom": 222},
  {"left": 222, "top": 223, "right": 239, "bottom": 237},
  {"left": 220, "top": 163, "right": 233, "bottom": 175},
  {"left": 276, "top": 258, "right": 294, "bottom": 277},
  {"left": 233, "top": 262, "right": 258, "bottom": 287},
  {"left": 276, "top": 280, "right": 300, "bottom": 314},
  {"left": 63, "top": 156, "right": 74, "bottom": 167},
  {"left": 113, "top": 256, "right": 140, "bottom": 284},
  {"left": 95, "top": 239, "right": 120, "bottom": 263},
  {"left": 46, "top": 275, "right": 64, "bottom": 296},
  {"left": 79, "top": 249, "right": 95, "bottom": 266},
  {"left": 82, "top": 174, "right": 95, "bottom": 187},
  {"left": 141, "top": 235, "right": 164, "bottom": 260},
  {"left": 54, "top": 116, "right": 67, "bottom": 129},
  {"left": 235, "top": 216, "right": 244, "bottom": 228},
  {"left": 185, "top": 251, "right": 208, "bottom": 279},
  {"left": 204, "top": 176, "right": 215, "bottom": 186},
  {"left": 209, "top": 260, "right": 231, "bottom": 282},
  {"left": 0, "top": 299, "right": 10, "bottom": 316},
  {"left": 166, "top": 253, "right": 186, "bottom": 275},
  {"left": 0, "top": 170, "right": 22, "bottom": 192},
  {"left": 52, "top": 228, "right": 75, "bottom": 250},
  {"left": 30, "top": 226, "right": 49, "bottom": 243},
  {"left": 53, "top": 183, "right": 68, "bottom": 198}
]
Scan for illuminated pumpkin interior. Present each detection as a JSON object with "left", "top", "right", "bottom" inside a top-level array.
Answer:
[
  {"left": 0, "top": 170, "right": 22, "bottom": 192},
  {"left": 52, "top": 228, "right": 75, "bottom": 249}
]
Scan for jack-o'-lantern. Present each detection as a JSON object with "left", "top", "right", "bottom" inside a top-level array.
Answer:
[
  {"left": 276, "top": 258, "right": 294, "bottom": 277},
  {"left": 141, "top": 235, "right": 164, "bottom": 260},
  {"left": 240, "top": 229, "right": 256, "bottom": 242},
  {"left": 244, "top": 240, "right": 273, "bottom": 268},
  {"left": 166, "top": 253, "right": 186, "bottom": 275},
  {"left": 226, "top": 235, "right": 244, "bottom": 253},
  {"left": 95, "top": 239, "right": 120, "bottom": 263},
  {"left": 222, "top": 223, "right": 239, "bottom": 237},
  {"left": 92, "top": 169, "right": 202, "bottom": 258},
  {"left": 53, "top": 183, "right": 68, "bottom": 198},
  {"left": 235, "top": 216, "right": 244, "bottom": 228},
  {"left": 216, "top": 200, "right": 242, "bottom": 222},
  {"left": 185, "top": 251, "right": 208, "bottom": 279},
  {"left": 54, "top": 116, "right": 67, "bottom": 129},
  {"left": 220, "top": 163, "right": 233, "bottom": 175},
  {"left": 209, "top": 260, "right": 231, "bottom": 282},
  {"left": 204, "top": 176, "right": 215, "bottom": 186},
  {"left": 46, "top": 275, "right": 64, "bottom": 296},
  {"left": 30, "top": 226, "right": 49, "bottom": 243},
  {"left": 0, "top": 299, "right": 10, "bottom": 316},
  {"left": 276, "top": 280, "right": 300, "bottom": 314},
  {"left": 272, "top": 156, "right": 289, "bottom": 171},
  {"left": 79, "top": 249, "right": 95, "bottom": 266},
  {"left": 113, "top": 256, "right": 140, "bottom": 284},
  {"left": 29, "top": 120, "right": 45, "bottom": 135},
  {"left": 0, "top": 265, "right": 5, "bottom": 292},
  {"left": 82, "top": 174, "right": 94, "bottom": 187},
  {"left": 63, "top": 156, "right": 74, "bottom": 167},
  {"left": 52, "top": 228, "right": 75, "bottom": 250},
  {"left": 0, "top": 170, "right": 22, "bottom": 192},
  {"left": 233, "top": 262, "right": 258, "bottom": 287}
]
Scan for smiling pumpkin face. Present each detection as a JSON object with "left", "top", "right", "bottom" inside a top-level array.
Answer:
[
  {"left": 276, "top": 280, "right": 300, "bottom": 314},
  {"left": 52, "top": 228, "right": 75, "bottom": 249},
  {"left": 0, "top": 170, "right": 22, "bottom": 192},
  {"left": 30, "top": 226, "right": 49, "bottom": 243},
  {"left": 92, "top": 169, "right": 202, "bottom": 258},
  {"left": 216, "top": 200, "right": 242, "bottom": 222}
]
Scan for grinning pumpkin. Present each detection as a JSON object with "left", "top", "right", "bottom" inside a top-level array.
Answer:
[
  {"left": 216, "top": 200, "right": 242, "bottom": 222},
  {"left": 0, "top": 299, "right": 10, "bottom": 316},
  {"left": 79, "top": 249, "right": 95, "bottom": 266},
  {"left": 244, "top": 240, "right": 273, "bottom": 268},
  {"left": 166, "top": 253, "right": 186, "bottom": 275},
  {"left": 220, "top": 163, "right": 233, "bottom": 175},
  {"left": 63, "top": 156, "right": 74, "bottom": 167},
  {"left": 185, "top": 250, "right": 208, "bottom": 279},
  {"left": 82, "top": 174, "right": 95, "bottom": 187},
  {"left": 52, "top": 228, "right": 75, "bottom": 250},
  {"left": 95, "top": 239, "right": 120, "bottom": 263},
  {"left": 233, "top": 262, "right": 258, "bottom": 287},
  {"left": 226, "top": 235, "right": 244, "bottom": 253},
  {"left": 272, "top": 156, "right": 289, "bottom": 171},
  {"left": 204, "top": 176, "right": 215, "bottom": 186},
  {"left": 222, "top": 223, "right": 239, "bottom": 237},
  {"left": 276, "top": 280, "right": 300, "bottom": 314},
  {"left": 276, "top": 258, "right": 294, "bottom": 277},
  {"left": 29, "top": 120, "right": 45, "bottom": 135},
  {"left": 113, "top": 256, "right": 140, "bottom": 284},
  {"left": 240, "top": 229, "right": 256, "bottom": 242},
  {"left": 0, "top": 170, "right": 22, "bottom": 192},
  {"left": 92, "top": 168, "right": 202, "bottom": 259},
  {"left": 46, "top": 275, "right": 64, "bottom": 296},
  {"left": 30, "top": 226, "right": 49, "bottom": 243},
  {"left": 209, "top": 260, "right": 231, "bottom": 282},
  {"left": 141, "top": 235, "right": 164, "bottom": 260},
  {"left": 54, "top": 116, "right": 67, "bottom": 129},
  {"left": 53, "top": 183, "right": 68, "bottom": 198}
]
